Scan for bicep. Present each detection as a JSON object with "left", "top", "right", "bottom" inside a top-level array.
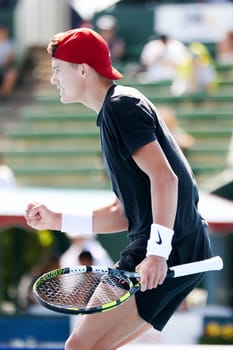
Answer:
[
  {"left": 93, "top": 196, "right": 128, "bottom": 234},
  {"left": 132, "top": 140, "right": 174, "bottom": 177},
  {"left": 132, "top": 140, "right": 178, "bottom": 227}
]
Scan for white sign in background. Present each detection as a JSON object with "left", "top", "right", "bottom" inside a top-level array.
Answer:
[{"left": 155, "top": 3, "right": 233, "bottom": 43}]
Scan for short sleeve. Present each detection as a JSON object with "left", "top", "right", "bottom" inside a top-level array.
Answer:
[{"left": 105, "top": 94, "right": 157, "bottom": 159}]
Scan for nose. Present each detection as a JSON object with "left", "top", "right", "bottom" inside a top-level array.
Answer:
[{"left": 50, "top": 72, "right": 57, "bottom": 86}]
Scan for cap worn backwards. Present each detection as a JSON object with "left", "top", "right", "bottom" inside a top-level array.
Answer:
[{"left": 51, "top": 28, "right": 123, "bottom": 80}]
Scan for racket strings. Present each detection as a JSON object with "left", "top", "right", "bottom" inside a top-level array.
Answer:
[
  {"left": 36, "top": 272, "right": 131, "bottom": 310},
  {"left": 37, "top": 273, "right": 100, "bottom": 307}
]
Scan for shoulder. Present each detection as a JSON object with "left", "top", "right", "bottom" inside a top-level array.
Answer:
[
  {"left": 105, "top": 85, "right": 147, "bottom": 111},
  {"left": 109, "top": 85, "right": 157, "bottom": 117},
  {"left": 102, "top": 85, "right": 157, "bottom": 127}
]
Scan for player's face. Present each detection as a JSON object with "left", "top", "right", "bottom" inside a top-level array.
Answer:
[{"left": 50, "top": 58, "right": 83, "bottom": 104}]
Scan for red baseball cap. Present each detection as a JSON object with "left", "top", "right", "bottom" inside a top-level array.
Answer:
[{"left": 51, "top": 28, "right": 123, "bottom": 80}]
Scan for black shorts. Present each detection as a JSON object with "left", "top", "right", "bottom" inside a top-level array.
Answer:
[{"left": 117, "top": 222, "right": 212, "bottom": 331}]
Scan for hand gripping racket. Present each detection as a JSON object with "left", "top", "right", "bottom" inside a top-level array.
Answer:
[{"left": 33, "top": 256, "right": 223, "bottom": 315}]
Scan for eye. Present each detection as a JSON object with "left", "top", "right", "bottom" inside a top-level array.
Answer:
[{"left": 53, "top": 66, "right": 60, "bottom": 73}]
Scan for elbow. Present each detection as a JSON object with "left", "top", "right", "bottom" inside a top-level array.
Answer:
[
  {"left": 168, "top": 170, "right": 178, "bottom": 192},
  {"left": 151, "top": 167, "right": 178, "bottom": 191},
  {"left": 171, "top": 171, "right": 178, "bottom": 187},
  {"left": 111, "top": 200, "right": 128, "bottom": 231}
]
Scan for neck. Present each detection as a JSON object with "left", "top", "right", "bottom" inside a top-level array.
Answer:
[{"left": 83, "top": 78, "right": 114, "bottom": 113}]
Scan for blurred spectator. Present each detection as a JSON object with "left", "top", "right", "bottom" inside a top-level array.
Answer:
[
  {"left": 217, "top": 30, "right": 233, "bottom": 65},
  {"left": 60, "top": 235, "right": 113, "bottom": 268},
  {"left": 96, "top": 15, "right": 125, "bottom": 63},
  {"left": 139, "top": 34, "right": 217, "bottom": 96},
  {"left": 78, "top": 250, "right": 94, "bottom": 265},
  {"left": 171, "top": 42, "right": 217, "bottom": 96},
  {"left": 0, "top": 24, "right": 18, "bottom": 99},
  {"left": 139, "top": 33, "right": 191, "bottom": 83},
  {"left": 17, "top": 252, "right": 60, "bottom": 313},
  {"left": 189, "top": 42, "right": 217, "bottom": 92},
  {"left": 158, "top": 106, "right": 195, "bottom": 152},
  {"left": 0, "top": 154, "right": 16, "bottom": 188}
]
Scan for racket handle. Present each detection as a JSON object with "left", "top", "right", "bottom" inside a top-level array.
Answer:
[{"left": 167, "top": 256, "right": 223, "bottom": 278}]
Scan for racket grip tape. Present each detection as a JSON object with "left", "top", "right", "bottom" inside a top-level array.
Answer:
[{"left": 168, "top": 256, "right": 223, "bottom": 278}]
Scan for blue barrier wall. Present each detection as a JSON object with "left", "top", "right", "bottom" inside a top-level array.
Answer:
[{"left": 0, "top": 314, "right": 69, "bottom": 343}]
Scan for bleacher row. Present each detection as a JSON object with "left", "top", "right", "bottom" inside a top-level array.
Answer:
[{"left": 1, "top": 63, "right": 233, "bottom": 191}]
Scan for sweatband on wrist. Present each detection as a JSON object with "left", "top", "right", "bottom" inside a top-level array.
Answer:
[
  {"left": 61, "top": 212, "right": 93, "bottom": 238},
  {"left": 146, "top": 223, "right": 174, "bottom": 259}
]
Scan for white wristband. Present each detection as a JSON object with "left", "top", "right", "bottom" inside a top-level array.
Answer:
[
  {"left": 61, "top": 212, "right": 93, "bottom": 238},
  {"left": 146, "top": 223, "right": 174, "bottom": 259}
]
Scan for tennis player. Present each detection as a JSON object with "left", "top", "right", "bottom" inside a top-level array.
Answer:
[{"left": 25, "top": 28, "right": 212, "bottom": 350}]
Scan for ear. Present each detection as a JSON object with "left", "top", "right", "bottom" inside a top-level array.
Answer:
[{"left": 79, "top": 63, "right": 90, "bottom": 78}]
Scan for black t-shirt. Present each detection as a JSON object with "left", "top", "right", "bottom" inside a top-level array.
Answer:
[{"left": 97, "top": 84, "right": 204, "bottom": 243}]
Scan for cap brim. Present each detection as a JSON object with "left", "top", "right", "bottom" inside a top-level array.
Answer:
[{"left": 94, "top": 65, "right": 123, "bottom": 80}]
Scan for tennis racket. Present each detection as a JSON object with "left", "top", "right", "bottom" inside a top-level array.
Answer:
[{"left": 33, "top": 255, "right": 223, "bottom": 315}]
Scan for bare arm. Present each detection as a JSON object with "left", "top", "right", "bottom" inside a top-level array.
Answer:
[
  {"left": 93, "top": 197, "right": 128, "bottom": 233},
  {"left": 132, "top": 140, "right": 178, "bottom": 291},
  {"left": 133, "top": 140, "right": 178, "bottom": 228},
  {"left": 25, "top": 197, "right": 128, "bottom": 234}
]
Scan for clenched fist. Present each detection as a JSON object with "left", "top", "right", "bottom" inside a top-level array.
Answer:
[{"left": 25, "top": 202, "right": 62, "bottom": 231}]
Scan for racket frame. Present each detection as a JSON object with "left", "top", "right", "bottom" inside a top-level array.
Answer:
[
  {"left": 33, "top": 256, "right": 223, "bottom": 315},
  {"left": 33, "top": 265, "right": 140, "bottom": 315}
]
